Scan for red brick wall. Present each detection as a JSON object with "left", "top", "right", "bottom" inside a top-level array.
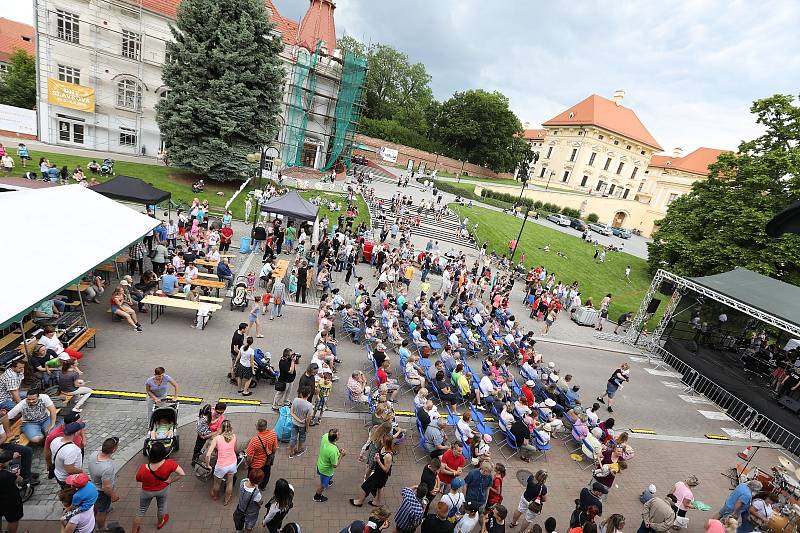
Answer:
[
  {"left": 353, "top": 133, "right": 514, "bottom": 180},
  {"left": 0, "top": 129, "right": 37, "bottom": 140}
]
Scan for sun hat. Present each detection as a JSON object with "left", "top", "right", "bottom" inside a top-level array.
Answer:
[
  {"left": 548, "top": 362, "right": 555, "bottom": 369},
  {"left": 543, "top": 422, "right": 552, "bottom": 432},
  {"left": 544, "top": 398, "right": 556, "bottom": 407},
  {"left": 526, "top": 380, "right": 535, "bottom": 386}
]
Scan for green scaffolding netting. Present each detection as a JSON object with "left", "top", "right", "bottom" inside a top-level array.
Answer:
[
  {"left": 322, "top": 51, "right": 368, "bottom": 171},
  {"left": 282, "top": 42, "right": 321, "bottom": 167}
]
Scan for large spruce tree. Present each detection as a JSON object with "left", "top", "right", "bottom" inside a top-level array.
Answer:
[{"left": 156, "top": 0, "right": 285, "bottom": 181}]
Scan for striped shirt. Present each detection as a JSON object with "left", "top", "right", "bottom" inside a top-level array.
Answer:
[{"left": 395, "top": 486, "right": 425, "bottom": 531}]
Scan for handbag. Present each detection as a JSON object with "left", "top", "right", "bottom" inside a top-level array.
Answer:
[
  {"left": 527, "top": 484, "right": 544, "bottom": 514},
  {"left": 257, "top": 436, "right": 275, "bottom": 468},
  {"left": 48, "top": 443, "right": 69, "bottom": 479},
  {"left": 233, "top": 487, "right": 257, "bottom": 530},
  {"left": 148, "top": 249, "right": 157, "bottom": 259},
  {"left": 274, "top": 380, "right": 287, "bottom": 391}
]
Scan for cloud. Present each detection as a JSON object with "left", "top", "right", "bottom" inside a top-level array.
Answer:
[{"left": 278, "top": 0, "right": 799, "bottom": 154}]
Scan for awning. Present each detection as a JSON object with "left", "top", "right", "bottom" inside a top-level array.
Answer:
[
  {"left": 259, "top": 190, "right": 319, "bottom": 221},
  {"left": 766, "top": 199, "right": 800, "bottom": 237},
  {"left": 91, "top": 175, "right": 171, "bottom": 205},
  {"left": 0, "top": 185, "right": 160, "bottom": 327},
  {"left": 689, "top": 268, "right": 800, "bottom": 329}
]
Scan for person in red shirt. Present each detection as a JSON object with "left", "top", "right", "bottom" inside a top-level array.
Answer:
[
  {"left": 219, "top": 224, "right": 234, "bottom": 253},
  {"left": 437, "top": 442, "right": 465, "bottom": 492},
  {"left": 376, "top": 358, "right": 399, "bottom": 401},
  {"left": 487, "top": 463, "right": 506, "bottom": 509},
  {"left": 522, "top": 381, "right": 536, "bottom": 406},
  {"left": 133, "top": 442, "right": 184, "bottom": 532}
]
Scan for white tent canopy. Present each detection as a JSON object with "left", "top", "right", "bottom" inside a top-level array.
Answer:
[{"left": 0, "top": 185, "right": 160, "bottom": 327}]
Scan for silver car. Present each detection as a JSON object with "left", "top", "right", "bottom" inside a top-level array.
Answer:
[
  {"left": 546, "top": 214, "right": 571, "bottom": 226},
  {"left": 588, "top": 222, "right": 613, "bottom": 236}
]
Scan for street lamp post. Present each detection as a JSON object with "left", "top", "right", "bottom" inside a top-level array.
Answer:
[
  {"left": 458, "top": 159, "right": 466, "bottom": 182},
  {"left": 250, "top": 146, "right": 280, "bottom": 237},
  {"left": 510, "top": 207, "right": 529, "bottom": 262},
  {"left": 546, "top": 170, "right": 555, "bottom": 191}
]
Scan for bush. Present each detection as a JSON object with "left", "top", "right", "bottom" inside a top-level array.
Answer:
[
  {"left": 587, "top": 213, "right": 599, "bottom": 223},
  {"left": 534, "top": 200, "right": 543, "bottom": 209},
  {"left": 561, "top": 207, "right": 581, "bottom": 218}
]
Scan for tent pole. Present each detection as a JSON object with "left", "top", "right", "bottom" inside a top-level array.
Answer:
[
  {"left": 18, "top": 318, "right": 28, "bottom": 356},
  {"left": 77, "top": 279, "right": 90, "bottom": 328}
]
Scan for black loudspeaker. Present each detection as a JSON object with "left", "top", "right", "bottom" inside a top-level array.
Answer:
[
  {"left": 659, "top": 281, "right": 675, "bottom": 296},
  {"left": 646, "top": 299, "right": 662, "bottom": 314}
]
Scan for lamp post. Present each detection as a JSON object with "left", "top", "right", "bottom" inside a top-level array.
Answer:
[
  {"left": 458, "top": 159, "right": 466, "bottom": 182},
  {"left": 250, "top": 145, "right": 280, "bottom": 237},
  {"left": 433, "top": 152, "right": 439, "bottom": 171},
  {"left": 510, "top": 206, "right": 529, "bottom": 262},
  {"left": 546, "top": 170, "right": 555, "bottom": 191}
]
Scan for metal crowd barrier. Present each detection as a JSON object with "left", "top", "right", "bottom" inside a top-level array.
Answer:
[{"left": 650, "top": 345, "right": 800, "bottom": 456}]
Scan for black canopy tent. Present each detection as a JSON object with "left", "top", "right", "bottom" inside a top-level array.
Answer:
[
  {"left": 259, "top": 191, "right": 320, "bottom": 244},
  {"left": 766, "top": 199, "right": 800, "bottom": 237},
  {"left": 92, "top": 175, "right": 171, "bottom": 208}
]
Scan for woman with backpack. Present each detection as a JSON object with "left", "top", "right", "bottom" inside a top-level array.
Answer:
[{"left": 262, "top": 478, "right": 294, "bottom": 533}]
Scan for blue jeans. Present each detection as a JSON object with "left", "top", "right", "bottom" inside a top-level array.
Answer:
[
  {"left": 421, "top": 269, "right": 429, "bottom": 282},
  {"left": 53, "top": 300, "right": 66, "bottom": 313},
  {"left": 271, "top": 302, "right": 283, "bottom": 318},
  {"left": 22, "top": 417, "right": 52, "bottom": 441},
  {"left": 289, "top": 424, "right": 306, "bottom": 447},
  {"left": 0, "top": 390, "right": 26, "bottom": 412}
]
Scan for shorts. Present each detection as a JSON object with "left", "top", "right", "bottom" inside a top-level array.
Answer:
[
  {"left": 214, "top": 461, "right": 238, "bottom": 478},
  {"left": 95, "top": 491, "right": 112, "bottom": 513},
  {"left": 0, "top": 504, "right": 23, "bottom": 523},
  {"left": 235, "top": 362, "right": 253, "bottom": 380},
  {"left": 606, "top": 382, "right": 620, "bottom": 398},
  {"left": 517, "top": 495, "right": 539, "bottom": 523},
  {"left": 289, "top": 424, "right": 306, "bottom": 446},
  {"left": 317, "top": 467, "right": 333, "bottom": 488}
]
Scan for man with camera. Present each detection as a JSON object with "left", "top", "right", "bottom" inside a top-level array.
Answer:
[{"left": 272, "top": 349, "right": 298, "bottom": 411}]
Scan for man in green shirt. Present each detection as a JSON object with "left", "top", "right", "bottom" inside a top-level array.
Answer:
[
  {"left": 285, "top": 223, "right": 297, "bottom": 254},
  {"left": 314, "top": 428, "right": 345, "bottom": 503}
]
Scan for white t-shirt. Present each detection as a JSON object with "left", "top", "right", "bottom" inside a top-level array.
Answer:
[
  {"left": 38, "top": 334, "right": 64, "bottom": 354},
  {"left": 50, "top": 436, "right": 83, "bottom": 482},
  {"left": 457, "top": 419, "right": 473, "bottom": 441},
  {"left": 479, "top": 375, "right": 495, "bottom": 396},
  {"left": 455, "top": 512, "right": 480, "bottom": 533},
  {"left": 7, "top": 393, "right": 54, "bottom": 420},
  {"left": 67, "top": 508, "right": 96, "bottom": 533},
  {"left": 441, "top": 492, "right": 465, "bottom": 516},
  {"left": 239, "top": 347, "right": 254, "bottom": 368}
]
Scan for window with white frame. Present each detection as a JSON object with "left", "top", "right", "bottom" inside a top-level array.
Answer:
[
  {"left": 588, "top": 152, "right": 596, "bottom": 166},
  {"left": 631, "top": 167, "right": 639, "bottom": 180},
  {"left": 119, "top": 127, "right": 137, "bottom": 146},
  {"left": 569, "top": 148, "right": 577, "bottom": 162},
  {"left": 122, "top": 30, "right": 141, "bottom": 60},
  {"left": 545, "top": 146, "right": 553, "bottom": 159},
  {"left": 56, "top": 10, "right": 80, "bottom": 43},
  {"left": 116, "top": 78, "right": 142, "bottom": 110},
  {"left": 58, "top": 65, "right": 80, "bottom": 84},
  {"left": 638, "top": 181, "right": 645, "bottom": 192},
  {"left": 580, "top": 175, "right": 588, "bottom": 187},
  {"left": 667, "top": 193, "right": 679, "bottom": 205},
  {"left": 539, "top": 167, "right": 546, "bottom": 178},
  {"left": 0, "top": 64, "right": 8, "bottom": 74},
  {"left": 562, "top": 170, "right": 570, "bottom": 183}
]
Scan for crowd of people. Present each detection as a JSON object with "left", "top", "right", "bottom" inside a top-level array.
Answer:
[{"left": 0, "top": 179, "right": 788, "bottom": 533}]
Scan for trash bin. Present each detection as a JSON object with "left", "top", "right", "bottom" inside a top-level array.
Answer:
[
  {"left": 240, "top": 236, "right": 252, "bottom": 254},
  {"left": 362, "top": 239, "right": 375, "bottom": 263}
]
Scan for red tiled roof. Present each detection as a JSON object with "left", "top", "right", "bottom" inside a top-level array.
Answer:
[
  {"left": 297, "top": 0, "right": 336, "bottom": 51},
  {"left": 648, "top": 147, "right": 728, "bottom": 176},
  {"left": 523, "top": 128, "right": 547, "bottom": 141},
  {"left": 543, "top": 94, "right": 663, "bottom": 150},
  {"left": 119, "top": 0, "right": 299, "bottom": 45},
  {"left": 0, "top": 18, "right": 35, "bottom": 64}
]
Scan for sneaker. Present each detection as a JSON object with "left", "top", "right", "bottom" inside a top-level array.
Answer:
[
  {"left": 136, "top": 326, "right": 143, "bottom": 332},
  {"left": 596, "top": 397, "right": 605, "bottom": 404},
  {"left": 313, "top": 494, "right": 328, "bottom": 502},
  {"left": 476, "top": 405, "right": 486, "bottom": 411},
  {"left": 607, "top": 406, "right": 614, "bottom": 413},
  {"left": 294, "top": 448, "right": 307, "bottom": 458}
]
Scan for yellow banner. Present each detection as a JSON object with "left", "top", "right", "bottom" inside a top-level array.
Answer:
[{"left": 47, "top": 78, "right": 95, "bottom": 112}]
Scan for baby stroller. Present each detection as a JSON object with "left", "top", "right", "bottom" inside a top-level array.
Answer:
[
  {"left": 100, "top": 158, "right": 115, "bottom": 176},
  {"left": 230, "top": 276, "right": 249, "bottom": 311},
  {"left": 249, "top": 349, "right": 277, "bottom": 388},
  {"left": 143, "top": 401, "right": 180, "bottom": 457}
]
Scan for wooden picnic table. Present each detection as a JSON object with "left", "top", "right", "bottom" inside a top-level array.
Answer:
[
  {"left": 63, "top": 283, "right": 90, "bottom": 293},
  {"left": 220, "top": 253, "right": 236, "bottom": 258},
  {"left": 195, "top": 272, "right": 218, "bottom": 280},
  {"left": 178, "top": 276, "right": 226, "bottom": 297},
  {"left": 272, "top": 259, "right": 289, "bottom": 279},
  {"left": 195, "top": 258, "right": 219, "bottom": 269},
  {"left": 141, "top": 295, "right": 222, "bottom": 329}
]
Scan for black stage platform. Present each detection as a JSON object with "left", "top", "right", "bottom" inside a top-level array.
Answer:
[{"left": 664, "top": 338, "right": 800, "bottom": 439}]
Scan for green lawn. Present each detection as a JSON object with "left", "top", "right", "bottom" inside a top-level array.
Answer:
[
  {"left": 5, "top": 148, "right": 258, "bottom": 219},
  {"left": 450, "top": 203, "right": 650, "bottom": 321},
  {"left": 298, "top": 190, "right": 371, "bottom": 229},
  {"left": 5, "top": 148, "right": 370, "bottom": 227}
]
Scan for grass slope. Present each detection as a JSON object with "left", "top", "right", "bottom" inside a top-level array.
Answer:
[{"left": 450, "top": 203, "right": 650, "bottom": 321}]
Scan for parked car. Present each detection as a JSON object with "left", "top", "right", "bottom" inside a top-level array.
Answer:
[
  {"left": 612, "top": 227, "right": 632, "bottom": 239},
  {"left": 569, "top": 217, "right": 587, "bottom": 232},
  {"left": 546, "top": 213, "right": 571, "bottom": 226},
  {"left": 588, "top": 222, "right": 613, "bottom": 236}
]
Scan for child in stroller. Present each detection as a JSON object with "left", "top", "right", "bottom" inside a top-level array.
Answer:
[
  {"left": 143, "top": 402, "right": 179, "bottom": 456},
  {"left": 230, "top": 277, "right": 249, "bottom": 311},
  {"left": 250, "top": 348, "right": 278, "bottom": 387}
]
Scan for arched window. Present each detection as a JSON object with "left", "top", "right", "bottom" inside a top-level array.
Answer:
[
  {"left": 117, "top": 78, "right": 142, "bottom": 110},
  {"left": 157, "top": 86, "right": 171, "bottom": 99}
]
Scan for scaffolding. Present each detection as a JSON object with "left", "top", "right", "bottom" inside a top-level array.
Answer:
[
  {"left": 322, "top": 50, "right": 367, "bottom": 171},
  {"left": 282, "top": 41, "right": 321, "bottom": 167}
]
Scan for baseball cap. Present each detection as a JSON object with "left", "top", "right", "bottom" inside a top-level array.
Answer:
[
  {"left": 548, "top": 362, "right": 555, "bottom": 369},
  {"left": 66, "top": 472, "right": 90, "bottom": 488},
  {"left": 450, "top": 478, "right": 465, "bottom": 489},
  {"left": 648, "top": 484, "right": 657, "bottom": 494},
  {"left": 63, "top": 411, "right": 81, "bottom": 424},
  {"left": 592, "top": 481, "right": 609, "bottom": 494},
  {"left": 347, "top": 521, "right": 365, "bottom": 533},
  {"left": 64, "top": 421, "right": 86, "bottom": 435},
  {"left": 464, "top": 501, "right": 480, "bottom": 513}
]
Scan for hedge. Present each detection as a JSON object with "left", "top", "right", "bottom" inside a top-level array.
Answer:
[{"left": 587, "top": 213, "right": 599, "bottom": 223}]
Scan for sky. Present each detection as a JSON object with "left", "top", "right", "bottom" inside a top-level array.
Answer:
[{"left": 7, "top": 0, "right": 800, "bottom": 154}]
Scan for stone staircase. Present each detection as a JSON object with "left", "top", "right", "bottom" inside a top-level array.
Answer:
[{"left": 365, "top": 195, "right": 476, "bottom": 248}]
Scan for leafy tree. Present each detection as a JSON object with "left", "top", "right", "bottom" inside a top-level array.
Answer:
[
  {"left": 359, "top": 117, "right": 434, "bottom": 152},
  {"left": 0, "top": 49, "right": 36, "bottom": 109},
  {"left": 156, "top": 0, "right": 285, "bottom": 181},
  {"left": 433, "top": 89, "right": 527, "bottom": 172},
  {"left": 648, "top": 94, "right": 800, "bottom": 285}
]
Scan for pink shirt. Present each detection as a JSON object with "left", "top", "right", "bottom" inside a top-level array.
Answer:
[
  {"left": 215, "top": 435, "right": 237, "bottom": 468},
  {"left": 673, "top": 481, "right": 694, "bottom": 511}
]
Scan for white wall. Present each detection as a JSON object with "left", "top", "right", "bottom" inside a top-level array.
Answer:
[{"left": 0, "top": 104, "right": 37, "bottom": 136}]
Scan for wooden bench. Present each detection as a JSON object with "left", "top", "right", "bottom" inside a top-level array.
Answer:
[
  {"left": 272, "top": 259, "right": 290, "bottom": 279},
  {"left": 176, "top": 276, "right": 226, "bottom": 297},
  {"left": 67, "top": 327, "right": 97, "bottom": 351},
  {"left": 156, "top": 291, "right": 224, "bottom": 304},
  {"left": 0, "top": 331, "right": 22, "bottom": 352},
  {"left": 6, "top": 406, "right": 63, "bottom": 447},
  {"left": 195, "top": 272, "right": 218, "bottom": 279},
  {"left": 141, "top": 295, "right": 222, "bottom": 329},
  {"left": 96, "top": 263, "right": 118, "bottom": 282}
]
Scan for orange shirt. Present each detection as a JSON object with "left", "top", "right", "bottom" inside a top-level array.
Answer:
[{"left": 245, "top": 430, "right": 278, "bottom": 469}]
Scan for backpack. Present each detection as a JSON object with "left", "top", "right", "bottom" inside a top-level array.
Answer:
[{"left": 274, "top": 405, "right": 292, "bottom": 442}]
